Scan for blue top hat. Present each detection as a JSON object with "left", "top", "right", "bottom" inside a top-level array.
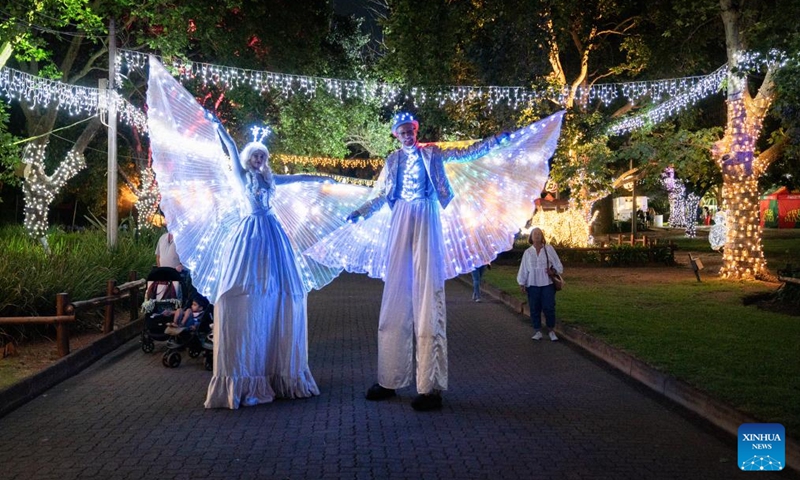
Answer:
[{"left": 391, "top": 112, "right": 419, "bottom": 135}]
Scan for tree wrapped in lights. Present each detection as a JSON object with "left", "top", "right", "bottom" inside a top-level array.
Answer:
[
  {"left": 529, "top": 207, "right": 597, "bottom": 248},
  {"left": 21, "top": 142, "right": 86, "bottom": 251},
  {"left": 119, "top": 166, "right": 160, "bottom": 230},
  {"left": 712, "top": 1, "right": 789, "bottom": 280}
]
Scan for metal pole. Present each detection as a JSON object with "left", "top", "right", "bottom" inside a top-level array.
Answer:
[
  {"left": 630, "top": 160, "right": 637, "bottom": 237},
  {"left": 107, "top": 18, "right": 118, "bottom": 247}
]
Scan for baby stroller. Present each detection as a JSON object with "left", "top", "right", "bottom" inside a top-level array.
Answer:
[
  {"left": 161, "top": 293, "right": 214, "bottom": 369},
  {"left": 140, "top": 267, "right": 188, "bottom": 354}
]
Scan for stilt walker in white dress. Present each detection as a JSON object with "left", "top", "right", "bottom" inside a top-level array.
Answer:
[{"left": 146, "top": 56, "right": 349, "bottom": 409}]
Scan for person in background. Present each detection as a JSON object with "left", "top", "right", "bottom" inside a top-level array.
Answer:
[
  {"left": 517, "top": 227, "right": 563, "bottom": 342},
  {"left": 471, "top": 264, "right": 489, "bottom": 302},
  {"left": 155, "top": 226, "right": 193, "bottom": 302},
  {"left": 155, "top": 228, "right": 183, "bottom": 271}
]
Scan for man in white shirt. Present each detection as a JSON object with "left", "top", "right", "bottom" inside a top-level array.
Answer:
[{"left": 155, "top": 230, "right": 183, "bottom": 271}]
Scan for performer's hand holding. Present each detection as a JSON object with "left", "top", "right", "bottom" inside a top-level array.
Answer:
[
  {"left": 346, "top": 211, "right": 362, "bottom": 223},
  {"left": 496, "top": 131, "right": 511, "bottom": 145},
  {"left": 204, "top": 109, "right": 222, "bottom": 126}
]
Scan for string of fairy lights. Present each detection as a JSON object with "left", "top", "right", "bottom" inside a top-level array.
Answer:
[
  {"left": 1, "top": 45, "right": 793, "bottom": 252},
  {"left": 0, "top": 48, "right": 788, "bottom": 144},
  {"left": 0, "top": 67, "right": 148, "bottom": 132},
  {"left": 117, "top": 49, "right": 739, "bottom": 118}
]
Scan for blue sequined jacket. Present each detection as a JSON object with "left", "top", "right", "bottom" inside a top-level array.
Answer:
[{"left": 354, "top": 134, "right": 504, "bottom": 219}]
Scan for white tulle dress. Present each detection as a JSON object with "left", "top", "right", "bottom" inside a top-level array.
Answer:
[
  {"left": 147, "top": 56, "right": 353, "bottom": 409},
  {"left": 203, "top": 175, "right": 319, "bottom": 408}
]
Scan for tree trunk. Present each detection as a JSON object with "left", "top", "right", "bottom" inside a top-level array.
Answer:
[
  {"left": 714, "top": 0, "right": 774, "bottom": 280},
  {"left": 719, "top": 175, "right": 767, "bottom": 279}
]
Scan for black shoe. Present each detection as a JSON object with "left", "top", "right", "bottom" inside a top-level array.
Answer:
[
  {"left": 365, "top": 383, "right": 396, "bottom": 401},
  {"left": 411, "top": 393, "right": 442, "bottom": 411}
]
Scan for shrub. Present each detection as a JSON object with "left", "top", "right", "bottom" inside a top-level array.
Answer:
[{"left": 0, "top": 225, "right": 158, "bottom": 338}]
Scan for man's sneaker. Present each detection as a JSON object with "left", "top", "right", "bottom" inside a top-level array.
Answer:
[
  {"left": 531, "top": 331, "right": 543, "bottom": 341},
  {"left": 549, "top": 331, "right": 559, "bottom": 342},
  {"left": 365, "top": 383, "right": 396, "bottom": 401},
  {"left": 411, "top": 393, "right": 442, "bottom": 411}
]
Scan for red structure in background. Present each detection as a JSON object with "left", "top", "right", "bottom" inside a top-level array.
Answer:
[
  {"left": 759, "top": 186, "right": 800, "bottom": 228},
  {"left": 534, "top": 193, "right": 569, "bottom": 212}
]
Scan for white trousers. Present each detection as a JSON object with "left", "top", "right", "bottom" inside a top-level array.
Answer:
[{"left": 377, "top": 198, "right": 448, "bottom": 394}]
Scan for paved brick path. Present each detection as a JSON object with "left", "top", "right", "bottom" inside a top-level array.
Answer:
[{"left": 0, "top": 273, "right": 795, "bottom": 479}]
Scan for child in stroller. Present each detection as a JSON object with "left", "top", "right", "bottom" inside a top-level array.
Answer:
[
  {"left": 140, "top": 266, "right": 187, "bottom": 354},
  {"left": 162, "top": 292, "right": 214, "bottom": 369}
]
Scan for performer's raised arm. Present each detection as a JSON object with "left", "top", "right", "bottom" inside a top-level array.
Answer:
[
  {"left": 440, "top": 131, "right": 510, "bottom": 164},
  {"left": 205, "top": 111, "right": 246, "bottom": 189},
  {"left": 274, "top": 173, "right": 334, "bottom": 186}
]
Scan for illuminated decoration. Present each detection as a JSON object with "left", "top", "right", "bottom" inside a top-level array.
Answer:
[
  {"left": 0, "top": 67, "right": 147, "bottom": 132},
  {"left": 119, "top": 49, "right": 737, "bottom": 118},
  {"left": 121, "top": 167, "right": 161, "bottom": 230},
  {"left": 567, "top": 170, "right": 612, "bottom": 245},
  {"left": 712, "top": 46, "right": 780, "bottom": 279},
  {"left": 20, "top": 142, "right": 86, "bottom": 250},
  {"left": 734, "top": 49, "right": 789, "bottom": 72},
  {"left": 273, "top": 153, "right": 384, "bottom": 171},
  {"left": 715, "top": 94, "right": 769, "bottom": 279},
  {"left": 326, "top": 173, "right": 375, "bottom": 187},
  {"left": 306, "top": 112, "right": 565, "bottom": 279},
  {"left": 608, "top": 66, "right": 728, "bottom": 135},
  {"left": 525, "top": 207, "right": 597, "bottom": 248},
  {"left": 660, "top": 167, "right": 701, "bottom": 237},
  {"left": 250, "top": 125, "right": 270, "bottom": 143},
  {"left": 708, "top": 210, "right": 727, "bottom": 251}
]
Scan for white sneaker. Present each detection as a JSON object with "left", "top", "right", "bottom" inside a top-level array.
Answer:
[
  {"left": 549, "top": 331, "right": 558, "bottom": 342},
  {"left": 531, "top": 331, "right": 542, "bottom": 341}
]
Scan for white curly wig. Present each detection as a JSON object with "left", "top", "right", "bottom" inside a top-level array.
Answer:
[{"left": 239, "top": 142, "right": 270, "bottom": 172}]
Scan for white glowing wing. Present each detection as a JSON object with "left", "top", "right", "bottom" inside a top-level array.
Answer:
[
  {"left": 272, "top": 180, "right": 373, "bottom": 290},
  {"left": 304, "top": 202, "right": 393, "bottom": 280},
  {"left": 440, "top": 111, "right": 564, "bottom": 278},
  {"left": 147, "top": 56, "right": 246, "bottom": 303}
]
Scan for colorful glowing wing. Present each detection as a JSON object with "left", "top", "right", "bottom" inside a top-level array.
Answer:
[
  {"left": 440, "top": 111, "right": 564, "bottom": 278},
  {"left": 272, "top": 180, "right": 374, "bottom": 290},
  {"left": 147, "top": 56, "right": 246, "bottom": 303}
]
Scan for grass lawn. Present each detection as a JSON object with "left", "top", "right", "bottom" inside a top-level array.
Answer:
[{"left": 484, "top": 250, "right": 800, "bottom": 439}]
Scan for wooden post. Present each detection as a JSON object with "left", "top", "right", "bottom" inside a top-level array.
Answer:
[
  {"left": 56, "top": 293, "right": 70, "bottom": 357},
  {"left": 104, "top": 279, "right": 116, "bottom": 333},
  {"left": 689, "top": 254, "right": 703, "bottom": 282},
  {"left": 128, "top": 271, "right": 139, "bottom": 323}
]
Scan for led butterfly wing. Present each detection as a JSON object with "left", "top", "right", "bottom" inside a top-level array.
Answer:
[
  {"left": 303, "top": 180, "right": 394, "bottom": 280},
  {"left": 271, "top": 180, "right": 375, "bottom": 290},
  {"left": 440, "top": 111, "right": 564, "bottom": 279},
  {"left": 147, "top": 56, "right": 246, "bottom": 303}
]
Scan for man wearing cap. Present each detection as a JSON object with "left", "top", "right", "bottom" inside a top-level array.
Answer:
[{"left": 347, "top": 113, "right": 507, "bottom": 411}]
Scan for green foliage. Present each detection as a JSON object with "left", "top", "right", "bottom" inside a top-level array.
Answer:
[
  {"left": 0, "top": 0, "right": 104, "bottom": 77},
  {"left": 274, "top": 91, "right": 393, "bottom": 160},
  {"left": 619, "top": 124, "right": 722, "bottom": 197},
  {"left": 0, "top": 103, "right": 22, "bottom": 197},
  {"left": 275, "top": 92, "right": 353, "bottom": 158},
  {"left": 0, "top": 225, "right": 157, "bottom": 334}
]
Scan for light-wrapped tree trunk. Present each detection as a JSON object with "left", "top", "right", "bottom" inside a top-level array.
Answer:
[{"left": 714, "top": 0, "right": 783, "bottom": 280}]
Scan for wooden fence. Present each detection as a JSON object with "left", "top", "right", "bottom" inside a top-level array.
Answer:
[{"left": 0, "top": 272, "right": 146, "bottom": 358}]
